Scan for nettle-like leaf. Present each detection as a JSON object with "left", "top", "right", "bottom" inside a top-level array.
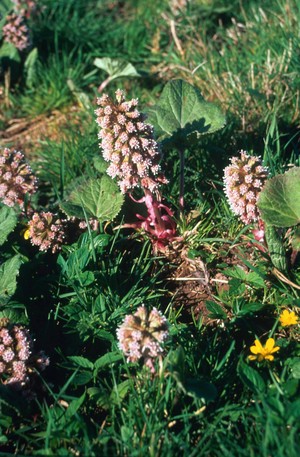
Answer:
[
  {"left": 0, "top": 206, "right": 17, "bottom": 246},
  {"left": 60, "top": 176, "right": 124, "bottom": 222},
  {"left": 147, "top": 79, "right": 226, "bottom": 143},
  {"left": 258, "top": 167, "right": 300, "bottom": 227},
  {"left": 94, "top": 57, "right": 140, "bottom": 80},
  {"left": 0, "top": 255, "right": 23, "bottom": 305}
]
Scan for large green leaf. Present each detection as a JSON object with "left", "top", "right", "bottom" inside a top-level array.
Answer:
[
  {"left": 60, "top": 176, "right": 124, "bottom": 222},
  {"left": 0, "top": 255, "right": 23, "bottom": 305},
  {"left": 258, "top": 168, "right": 300, "bottom": 227},
  {"left": 0, "top": 206, "right": 17, "bottom": 246},
  {"left": 147, "top": 79, "right": 226, "bottom": 142}
]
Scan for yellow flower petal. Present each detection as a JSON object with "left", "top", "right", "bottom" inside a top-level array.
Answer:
[{"left": 248, "top": 355, "right": 257, "bottom": 361}]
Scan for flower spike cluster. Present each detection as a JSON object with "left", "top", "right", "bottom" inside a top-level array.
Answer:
[
  {"left": 2, "top": 13, "right": 30, "bottom": 51},
  {"left": 0, "top": 318, "right": 49, "bottom": 388},
  {"left": 0, "top": 147, "right": 37, "bottom": 208},
  {"left": 95, "top": 89, "right": 167, "bottom": 193},
  {"left": 26, "top": 212, "right": 66, "bottom": 253},
  {"left": 224, "top": 151, "right": 269, "bottom": 224},
  {"left": 117, "top": 306, "right": 169, "bottom": 372}
]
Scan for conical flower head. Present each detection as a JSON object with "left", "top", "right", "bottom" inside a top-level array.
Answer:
[
  {"left": 2, "top": 13, "right": 30, "bottom": 51},
  {"left": 0, "top": 318, "right": 49, "bottom": 388},
  {"left": 223, "top": 151, "right": 269, "bottom": 224},
  {"left": 95, "top": 89, "right": 167, "bottom": 193},
  {"left": 117, "top": 306, "right": 169, "bottom": 372},
  {"left": 0, "top": 147, "right": 37, "bottom": 208},
  {"left": 27, "top": 211, "right": 66, "bottom": 253}
]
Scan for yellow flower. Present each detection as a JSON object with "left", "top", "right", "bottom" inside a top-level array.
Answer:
[
  {"left": 248, "top": 338, "right": 280, "bottom": 362},
  {"left": 23, "top": 228, "right": 30, "bottom": 240},
  {"left": 279, "top": 309, "right": 298, "bottom": 327}
]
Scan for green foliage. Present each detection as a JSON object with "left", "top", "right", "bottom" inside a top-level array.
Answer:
[
  {"left": 258, "top": 168, "right": 300, "bottom": 227},
  {"left": 60, "top": 176, "right": 124, "bottom": 222},
  {"left": 0, "top": 1, "right": 300, "bottom": 456},
  {"left": 147, "top": 79, "right": 226, "bottom": 144},
  {"left": 0, "top": 205, "right": 17, "bottom": 246},
  {"left": 0, "top": 255, "right": 23, "bottom": 305}
]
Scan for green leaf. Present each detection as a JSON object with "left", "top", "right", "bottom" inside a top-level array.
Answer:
[
  {"left": 0, "top": 255, "right": 23, "bottom": 305},
  {"left": 264, "top": 225, "right": 288, "bottom": 273},
  {"left": 0, "top": 206, "right": 17, "bottom": 246},
  {"left": 147, "top": 79, "right": 226, "bottom": 142},
  {"left": 224, "top": 266, "right": 264, "bottom": 288},
  {"left": 24, "top": 47, "right": 38, "bottom": 88},
  {"left": 237, "top": 360, "right": 266, "bottom": 393},
  {"left": 93, "top": 57, "right": 140, "bottom": 80},
  {"left": 68, "top": 356, "right": 94, "bottom": 370},
  {"left": 94, "top": 351, "right": 123, "bottom": 372},
  {"left": 258, "top": 168, "right": 300, "bottom": 227},
  {"left": 110, "top": 380, "right": 131, "bottom": 404},
  {"left": 205, "top": 300, "right": 227, "bottom": 319},
  {"left": 0, "top": 42, "right": 20, "bottom": 63},
  {"left": 60, "top": 176, "right": 124, "bottom": 222}
]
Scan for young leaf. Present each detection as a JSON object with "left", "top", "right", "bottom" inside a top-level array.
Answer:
[
  {"left": 258, "top": 168, "right": 300, "bottom": 227},
  {"left": 264, "top": 225, "right": 288, "bottom": 273},
  {"left": 60, "top": 176, "right": 124, "bottom": 222},
  {"left": 24, "top": 47, "right": 38, "bottom": 88},
  {"left": 0, "top": 255, "right": 23, "bottom": 305},
  {"left": 94, "top": 57, "right": 140, "bottom": 79},
  {"left": 0, "top": 206, "right": 17, "bottom": 246},
  {"left": 147, "top": 79, "right": 226, "bottom": 142}
]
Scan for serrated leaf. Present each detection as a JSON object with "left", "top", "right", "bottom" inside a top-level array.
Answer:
[
  {"left": 0, "top": 255, "right": 23, "bottom": 305},
  {"left": 68, "top": 356, "right": 94, "bottom": 370},
  {"left": 60, "top": 176, "right": 124, "bottom": 222},
  {"left": 264, "top": 225, "right": 288, "bottom": 273},
  {"left": 65, "top": 393, "right": 86, "bottom": 418},
  {"left": 205, "top": 300, "right": 227, "bottom": 319},
  {"left": 237, "top": 360, "right": 266, "bottom": 393},
  {"left": 224, "top": 266, "right": 264, "bottom": 288},
  {"left": 94, "top": 351, "right": 123, "bottom": 372},
  {"left": 258, "top": 168, "right": 300, "bottom": 227},
  {"left": 147, "top": 79, "right": 226, "bottom": 142},
  {"left": 0, "top": 206, "right": 17, "bottom": 246},
  {"left": 93, "top": 57, "right": 140, "bottom": 79}
]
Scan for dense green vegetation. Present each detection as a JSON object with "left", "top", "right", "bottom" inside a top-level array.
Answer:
[{"left": 0, "top": 1, "right": 299, "bottom": 456}]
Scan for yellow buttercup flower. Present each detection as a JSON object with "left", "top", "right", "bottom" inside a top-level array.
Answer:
[
  {"left": 279, "top": 309, "right": 298, "bottom": 327},
  {"left": 248, "top": 338, "right": 280, "bottom": 362},
  {"left": 23, "top": 228, "right": 30, "bottom": 240}
]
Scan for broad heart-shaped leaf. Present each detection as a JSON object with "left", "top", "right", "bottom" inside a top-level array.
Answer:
[
  {"left": 147, "top": 79, "right": 226, "bottom": 143},
  {"left": 0, "top": 206, "right": 17, "bottom": 246},
  {"left": 0, "top": 255, "right": 23, "bottom": 305},
  {"left": 258, "top": 167, "right": 300, "bottom": 227},
  {"left": 60, "top": 176, "right": 124, "bottom": 222},
  {"left": 93, "top": 57, "right": 140, "bottom": 79}
]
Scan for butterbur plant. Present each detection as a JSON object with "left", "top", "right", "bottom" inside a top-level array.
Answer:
[
  {"left": 223, "top": 151, "right": 269, "bottom": 225},
  {"left": 0, "top": 146, "right": 37, "bottom": 209},
  {"left": 0, "top": 318, "right": 49, "bottom": 389},
  {"left": 26, "top": 211, "right": 66, "bottom": 253},
  {"left": 117, "top": 306, "right": 169, "bottom": 373},
  {"left": 95, "top": 89, "right": 177, "bottom": 252},
  {"left": 2, "top": 12, "right": 30, "bottom": 51}
]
